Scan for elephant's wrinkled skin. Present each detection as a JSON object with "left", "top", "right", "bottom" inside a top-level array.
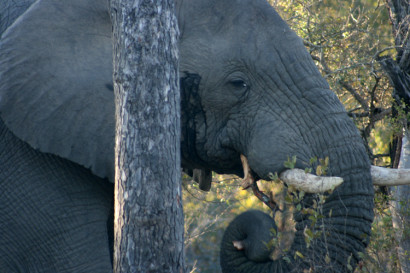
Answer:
[{"left": 0, "top": 0, "right": 374, "bottom": 272}]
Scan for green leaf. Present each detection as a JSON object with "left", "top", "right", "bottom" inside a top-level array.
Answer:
[
  {"left": 295, "top": 251, "right": 305, "bottom": 259},
  {"left": 285, "top": 195, "right": 293, "bottom": 203},
  {"left": 316, "top": 165, "right": 323, "bottom": 176},
  {"left": 305, "top": 228, "right": 314, "bottom": 239},
  {"left": 324, "top": 156, "right": 329, "bottom": 167},
  {"left": 282, "top": 256, "right": 291, "bottom": 263},
  {"left": 325, "top": 254, "right": 331, "bottom": 264},
  {"left": 270, "top": 228, "right": 277, "bottom": 237},
  {"left": 309, "top": 156, "right": 317, "bottom": 165},
  {"left": 268, "top": 172, "right": 279, "bottom": 181},
  {"left": 284, "top": 155, "right": 297, "bottom": 169}
]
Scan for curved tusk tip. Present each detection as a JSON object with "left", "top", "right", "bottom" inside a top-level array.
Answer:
[{"left": 279, "top": 169, "right": 343, "bottom": 193}]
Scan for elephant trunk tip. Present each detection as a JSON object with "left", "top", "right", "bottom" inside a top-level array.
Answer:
[
  {"left": 221, "top": 210, "right": 277, "bottom": 265},
  {"left": 233, "top": 241, "right": 245, "bottom": 250}
]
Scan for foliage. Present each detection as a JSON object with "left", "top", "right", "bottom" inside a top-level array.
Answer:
[
  {"left": 273, "top": 0, "right": 395, "bottom": 166},
  {"left": 183, "top": 0, "right": 407, "bottom": 272},
  {"left": 183, "top": 174, "right": 272, "bottom": 273},
  {"left": 356, "top": 191, "right": 400, "bottom": 272}
]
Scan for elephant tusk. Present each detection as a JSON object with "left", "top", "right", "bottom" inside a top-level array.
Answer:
[
  {"left": 371, "top": 165, "right": 410, "bottom": 186},
  {"left": 280, "top": 166, "right": 410, "bottom": 190},
  {"left": 240, "top": 154, "right": 255, "bottom": 189},
  {"left": 280, "top": 169, "right": 343, "bottom": 193},
  {"left": 240, "top": 154, "right": 344, "bottom": 193}
]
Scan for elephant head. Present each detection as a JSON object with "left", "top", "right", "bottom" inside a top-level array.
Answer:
[
  {"left": 0, "top": 0, "right": 374, "bottom": 272},
  {"left": 177, "top": 1, "right": 374, "bottom": 272}
]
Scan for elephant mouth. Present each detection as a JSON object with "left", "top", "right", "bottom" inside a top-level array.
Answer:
[{"left": 239, "top": 154, "right": 410, "bottom": 193}]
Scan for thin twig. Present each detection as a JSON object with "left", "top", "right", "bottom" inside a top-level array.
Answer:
[{"left": 251, "top": 181, "right": 281, "bottom": 212}]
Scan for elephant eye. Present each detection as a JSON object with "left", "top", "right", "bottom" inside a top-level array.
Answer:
[{"left": 230, "top": 79, "right": 247, "bottom": 89}]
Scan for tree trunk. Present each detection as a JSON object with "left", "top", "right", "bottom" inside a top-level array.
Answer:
[
  {"left": 384, "top": 0, "right": 410, "bottom": 74},
  {"left": 110, "top": 1, "right": 184, "bottom": 272},
  {"left": 391, "top": 132, "right": 410, "bottom": 273},
  {"left": 382, "top": 1, "right": 410, "bottom": 272}
]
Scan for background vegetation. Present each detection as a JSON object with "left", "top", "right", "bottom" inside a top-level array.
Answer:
[{"left": 183, "top": 0, "right": 408, "bottom": 272}]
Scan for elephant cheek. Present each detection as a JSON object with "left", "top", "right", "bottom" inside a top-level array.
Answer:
[{"left": 245, "top": 125, "right": 311, "bottom": 179}]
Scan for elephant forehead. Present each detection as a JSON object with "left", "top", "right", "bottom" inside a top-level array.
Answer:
[
  {"left": 181, "top": 0, "right": 305, "bottom": 57},
  {"left": 178, "top": 0, "right": 315, "bottom": 85},
  {"left": 180, "top": 0, "right": 288, "bottom": 35}
]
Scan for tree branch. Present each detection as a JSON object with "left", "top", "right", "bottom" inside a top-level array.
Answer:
[{"left": 339, "top": 80, "right": 370, "bottom": 112}]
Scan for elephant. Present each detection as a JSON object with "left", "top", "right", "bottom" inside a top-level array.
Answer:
[
  {"left": 0, "top": 0, "right": 35, "bottom": 34},
  {"left": 0, "top": 0, "right": 375, "bottom": 272}
]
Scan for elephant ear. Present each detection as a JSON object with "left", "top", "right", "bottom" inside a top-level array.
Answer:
[
  {"left": 0, "top": 0, "right": 115, "bottom": 181},
  {"left": 0, "top": 0, "right": 36, "bottom": 34}
]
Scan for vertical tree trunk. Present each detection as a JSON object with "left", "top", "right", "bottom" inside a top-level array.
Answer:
[
  {"left": 382, "top": 1, "right": 410, "bottom": 272},
  {"left": 391, "top": 132, "right": 410, "bottom": 273},
  {"left": 110, "top": 0, "right": 184, "bottom": 272}
]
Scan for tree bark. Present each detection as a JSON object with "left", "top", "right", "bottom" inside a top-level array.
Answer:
[
  {"left": 385, "top": 0, "right": 410, "bottom": 73},
  {"left": 382, "top": 1, "right": 410, "bottom": 272},
  {"left": 110, "top": 1, "right": 184, "bottom": 272},
  {"left": 391, "top": 132, "right": 410, "bottom": 273}
]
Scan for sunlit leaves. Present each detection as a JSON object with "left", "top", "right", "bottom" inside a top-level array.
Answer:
[
  {"left": 273, "top": 0, "right": 394, "bottom": 165},
  {"left": 284, "top": 155, "right": 297, "bottom": 169}
]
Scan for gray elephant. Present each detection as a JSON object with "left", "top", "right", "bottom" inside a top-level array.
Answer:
[
  {"left": 0, "top": 0, "right": 35, "bottom": 34},
  {"left": 0, "top": 0, "right": 374, "bottom": 272}
]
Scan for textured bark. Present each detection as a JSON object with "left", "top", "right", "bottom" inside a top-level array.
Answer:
[
  {"left": 391, "top": 133, "right": 410, "bottom": 273},
  {"left": 382, "top": 1, "right": 410, "bottom": 272},
  {"left": 110, "top": 1, "right": 184, "bottom": 272},
  {"left": 385, "top": 0, "right": 410, "bottom": 73}
]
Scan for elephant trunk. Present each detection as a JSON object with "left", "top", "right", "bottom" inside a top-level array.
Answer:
[
  {"left": 221, "top": 106, "right": 374, "bottom": 272},
  {"left": 221, "top": 165, "right": 373, "bottom": 272}
]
